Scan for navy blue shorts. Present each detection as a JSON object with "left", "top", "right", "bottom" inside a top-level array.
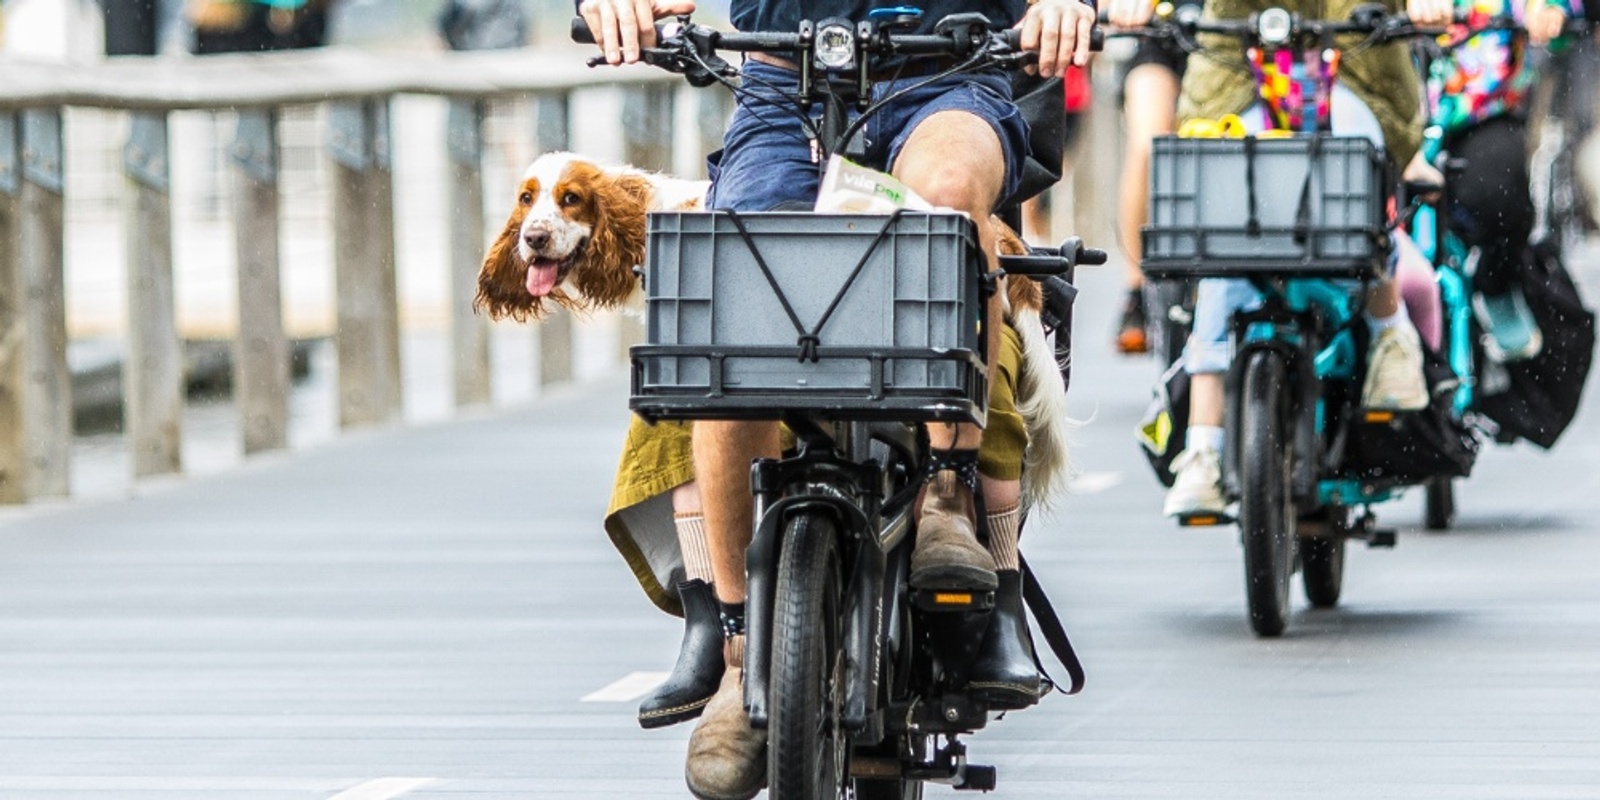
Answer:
[{"left": 706, "top": 61, "right": 1031, "bottom": 212}]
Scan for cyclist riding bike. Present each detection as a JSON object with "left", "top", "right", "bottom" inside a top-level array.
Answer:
[
  {"left": 1416, "top": 0, "right": 1580, "bottom": 363},
  {"left": 1106, "top": 0, "right": 1204, "bottom": 355},
  {"left": 577, "top": 1, "right": 1097, "bottom": 798},
  {"left": 1160, "top": 0, "right": 1440, "bottom": 518}
]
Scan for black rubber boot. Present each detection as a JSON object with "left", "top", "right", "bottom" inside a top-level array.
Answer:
[
  {"left": 638, "top": 579, "right": 725, "bottom": 729},
  {"left": 968, "top": 570, "right": 1043, "bottom": 711}
]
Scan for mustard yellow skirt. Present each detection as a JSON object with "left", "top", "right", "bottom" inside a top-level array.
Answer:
[{"left": 605, "top": 323, "right": 1029, "bottom": 615}]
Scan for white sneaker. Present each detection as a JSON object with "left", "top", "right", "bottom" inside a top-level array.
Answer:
[
  {"left": 1362, "top": 325, "right": 1430, "bottom": 410},
  {"left": 1163, "top": 446, "right": 1226, "bottom": 517}
]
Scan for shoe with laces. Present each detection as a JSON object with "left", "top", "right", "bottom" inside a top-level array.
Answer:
[
  {"left": 1476, "top": 289, "right": 1544, "bottom": 362},
  {"left": 1362, "top": 325, "right": 1430, "bottom": 410},
  {"left": 1116, "top": 290, "right": 1150, "bottom": 354},
  {"left": 1163, "top": 446, "right": 1226, "bottom": 518}
]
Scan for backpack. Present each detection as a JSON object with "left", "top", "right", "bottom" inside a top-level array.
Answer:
[
  {"left": 1137, "top": 358, "right": 1191, "bottom": 488},
  {"left": 1473, "top": 239, "right": 1597, "bottom": 448}
]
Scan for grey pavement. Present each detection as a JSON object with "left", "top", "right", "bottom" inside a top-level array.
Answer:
[{"left": 1, "top": 253, "right": 1599, "bottom": 798}]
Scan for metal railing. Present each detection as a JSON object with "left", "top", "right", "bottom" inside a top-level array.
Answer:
[{"left": 0, "top": 45, "right": 727, "bottom": 503}]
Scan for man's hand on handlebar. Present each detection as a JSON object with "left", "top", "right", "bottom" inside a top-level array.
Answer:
[
  {"left": 1104, "top": 0, "right": 1158, "bottom": 31},
  {"left": 1018, "top": 0, "right": 1098, "bottom": 77},
  {"left": 1523, "top": 0, "right": 1568, "bottom": 45},
  {"left": 1405, "top": 0, "right": 1455, "bottom": 28},
  {"left": 577, "top": 0, "right": 695, "bottom": 65}
]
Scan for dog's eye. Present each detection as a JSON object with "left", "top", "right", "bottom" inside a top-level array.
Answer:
[
  {"left": 519, "top": 191, "right": 533, "bottom": 205},
  {"left": 562, "top": 191, "right": 582, "bottom": 206}
]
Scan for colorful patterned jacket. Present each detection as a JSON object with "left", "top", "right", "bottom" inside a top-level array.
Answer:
[{"left": 1428, "top": 0, "right": 1586, "bottom": 137}]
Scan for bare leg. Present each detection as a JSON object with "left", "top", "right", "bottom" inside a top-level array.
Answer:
[
  {"left": 894, "top": 109, "right": 1007, "bottom": 452},
  {"left": 1117, "top": 64, "right": 1180, "bottom": 289},
  {"left": 693, "top": 421, "right": 780, "bottom": 604}
]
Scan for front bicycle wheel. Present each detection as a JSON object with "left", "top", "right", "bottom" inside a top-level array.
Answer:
[
  {"left": 1238, "top": 351, "right": 1296, "bottom": 637},
  {"left": 769, "top": 511, "right": 848, "bottom": 800}
]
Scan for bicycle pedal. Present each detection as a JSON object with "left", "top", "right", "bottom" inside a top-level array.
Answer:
[
  {"left": 911, "top": 589, "right": 996, "bottom": 613},
  {"left": 1367, "top": 528, "right": 1397, "bottom": 548},
  {"left": 955, "top": 765, "right": 997, "bottom": 791},
  {"left": 1177, "top": 511, "right": 1233, "bottom": 528}
]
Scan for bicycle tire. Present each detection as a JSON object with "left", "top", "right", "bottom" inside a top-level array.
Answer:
[
  {"left": 1300, "top": 534, "right": 1345, "bottom": 609},
  {"left": 1424, "top": 476, "right": 1455, "bottom": 531},
  {"left": 1238, "top": 350, "right": 1296, "bottom": 637},
  {"left": 768, "top": 511, "right": 848, "bottom": 800}
]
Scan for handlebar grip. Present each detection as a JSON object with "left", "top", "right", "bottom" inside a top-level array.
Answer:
[
  {"left": 998, "top": 24, "right": 1105, "bottom": 53},
  {"left": 1077, "top": 247, "right": 1108, "bottom": 266},
  {"left": 572, "top": 15, "right": 596, "bottom": 45}
]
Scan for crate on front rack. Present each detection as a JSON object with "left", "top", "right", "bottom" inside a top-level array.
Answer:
[
  {"left": 630, "top": 211, "right": 988, "bottom": 424},
  {"left": 1142, "top": 135, "right": 1390, "bottom": 280}
]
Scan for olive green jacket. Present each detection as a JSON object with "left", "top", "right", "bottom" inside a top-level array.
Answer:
[{"left": 1177, "top": 0, "right": 1425, "bottom": 166}]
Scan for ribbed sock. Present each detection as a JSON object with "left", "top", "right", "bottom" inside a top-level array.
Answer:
[
  {"left": 674, "top": 512, "right": 713, "bottom": 584},
  {"left": 987, "top": 503, "right": 1021, "bottom": 571}
]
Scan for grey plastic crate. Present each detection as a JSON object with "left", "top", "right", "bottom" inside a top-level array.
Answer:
[
  {"left": 631, "top": 211, "right": 988, "bottom": 423},
  {"left": 1143, "top": 135, "right": 1389, "bottom": 279}
]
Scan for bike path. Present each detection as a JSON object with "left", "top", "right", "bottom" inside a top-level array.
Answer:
[{"left": 0, "top": 256, "right": 1596, "bottom": 797}]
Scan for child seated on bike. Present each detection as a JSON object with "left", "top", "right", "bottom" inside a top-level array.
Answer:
[
  {"left": 1162, "top": 0, "right": 1438, "bottom": 518},
  {"left": 1416, "top": 0, "right": 1580, "bottom": 362}
]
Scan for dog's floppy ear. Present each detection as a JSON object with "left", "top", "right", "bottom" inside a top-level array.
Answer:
[
  {"left": 567, "top": 172, "right": 653, "bottom": 309},
  {"left": 475, "top": 207, "right": 545, "bottom": 321}
]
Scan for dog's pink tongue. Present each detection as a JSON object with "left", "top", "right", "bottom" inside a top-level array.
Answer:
[{"left": 525, "top": 262, "right": 560, "bottom": 297}]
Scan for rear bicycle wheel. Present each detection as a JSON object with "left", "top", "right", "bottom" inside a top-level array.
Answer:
[
  {"left": 768, "top": 512, "right": 848, "bottom": 800},
  {"left": 1300, "top": 534, "right": 1345, "bottom": 609},
  {"left": 1238, "top": 351, "right": 1296, "bottom": 637},
  {"left": 1424, "top": 476, "right": 1455, "bottom": 531}
]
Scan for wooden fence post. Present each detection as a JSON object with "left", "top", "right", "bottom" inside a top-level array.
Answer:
[
  {"left": 328, "top": 98, "right": 402, "bottom": 428},
  {"left": 231, "top": 108, "right": 290, "bottom": 454},
  {"left": 448, "top": 97, "right": 491, "bottom": 408},
  {"left": 123, "top": 110, "right": 183, "bottom": 479},
  {"left": 534, "top": 92, "right": 573, "bottom": 388},
  {"left": 18, "top": 109, "right": 71, "bottom": 499},
  {"left": 0, "top": 113, "right": 23, "bottom": 504}
]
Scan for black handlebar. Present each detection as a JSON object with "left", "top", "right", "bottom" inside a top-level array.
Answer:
[
  {"left": 998, "top": 237, "right": 1107, "bottom": 278},
  {"left": 1101, "top": 6, "right": 1582, "bottom": 48},
  {"left": 571, "top": 14, "right": 1102, "bottom": 60}
]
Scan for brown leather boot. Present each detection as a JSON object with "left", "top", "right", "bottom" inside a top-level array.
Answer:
[
  {"left": 685, "top": 635, "right": 766, "bottom": 800},
  {"left": 911, "top": 461, "right": 998, "bottom": 591}
]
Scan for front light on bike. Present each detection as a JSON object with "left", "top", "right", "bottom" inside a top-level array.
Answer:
[
  {"left": 814, "top": 21, "right": 856, "bottom": 69},
  {"left": 1257, "top": 8, "right": 1293, "bottom": 45}
]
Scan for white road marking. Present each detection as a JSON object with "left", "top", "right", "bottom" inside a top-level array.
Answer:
[
  {"left": 1071, "top": 471, "right": 1123, "bottom": 495},
  {"left": 582, "top": 671, "right": 671, "bottom": 702},
  {"left": 327, "top": 777, "right": 436, "bottom": 800}
]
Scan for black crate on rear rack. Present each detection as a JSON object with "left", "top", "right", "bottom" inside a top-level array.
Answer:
[
  {"left": 630, "top": 211, "right": 988, "bottom": 424},
  {"left": 1142, "top": 135, "right": 1390, "bottom": 280}
]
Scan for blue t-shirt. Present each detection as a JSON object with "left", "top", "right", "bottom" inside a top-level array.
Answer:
[{"left": 731, "top": 2, "right": 1031, "bottom": 36}]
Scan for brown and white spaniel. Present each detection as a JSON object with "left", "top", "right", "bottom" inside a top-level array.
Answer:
[
  {"left": 475, "top": 152, "right": 707, "bottom": 321},
  {"left": 477, "top": 152, "right": 1073, "bottom": 507}
]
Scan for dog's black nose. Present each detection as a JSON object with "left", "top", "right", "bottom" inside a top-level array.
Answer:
[{"left": 523, "top": 229, "right": 550, "bottom": 252}]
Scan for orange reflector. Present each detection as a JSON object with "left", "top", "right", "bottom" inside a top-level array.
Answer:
[
  {"left": 1365, "top": 410, "right": 1395, "bottom": 423},
  {"left": 933, "top": 593, "right": 973, "bottom": 605},
  {"left": 1185, "top": 515, "right": 1220, "bottom": 527}
]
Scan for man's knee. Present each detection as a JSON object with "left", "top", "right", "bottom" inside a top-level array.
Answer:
[{"left": 895, "top": 112, "right": 1004, "bottom": 215}]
